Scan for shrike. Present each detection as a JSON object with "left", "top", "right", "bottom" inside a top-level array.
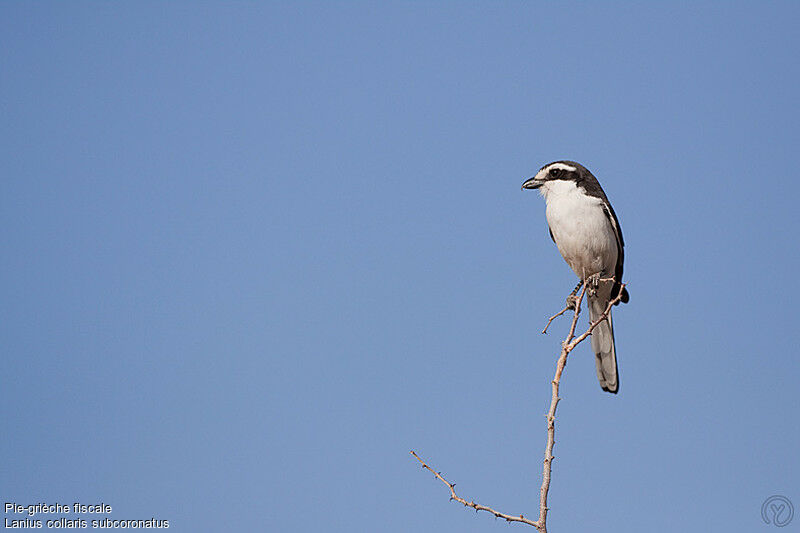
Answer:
[{"left": 522, "top": 161, "right": 628, "bottom": 393}]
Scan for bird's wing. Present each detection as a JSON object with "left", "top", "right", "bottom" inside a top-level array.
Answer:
[{"left": 601, "top": 203, "right": 627, "bottom": 302}]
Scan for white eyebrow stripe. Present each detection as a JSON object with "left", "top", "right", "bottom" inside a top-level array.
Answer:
[{"left": 547, "top": 162, "right": 577, "bottom": 173}]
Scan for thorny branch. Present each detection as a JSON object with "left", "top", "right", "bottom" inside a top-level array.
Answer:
[
  {"left": 410, "top": 451, "right": 539, "bottom": 526},
  {"left": 540, "top": 306, "right": 569, "bottom": 335},
  {"left": 411, "top": 281, "right": 626, "bottom": 532}
]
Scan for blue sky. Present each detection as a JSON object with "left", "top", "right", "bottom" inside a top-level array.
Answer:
[{"left": 1, "top": 2, "right": 798, "bottom": 532}]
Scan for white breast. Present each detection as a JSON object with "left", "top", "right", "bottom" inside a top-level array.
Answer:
[{"left": 540, "top": 180, "right": 617, "bottom": 279}]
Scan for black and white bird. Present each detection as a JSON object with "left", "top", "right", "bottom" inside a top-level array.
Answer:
[{"left": 522, "top": 161, "right": 629, "bottom": 394}]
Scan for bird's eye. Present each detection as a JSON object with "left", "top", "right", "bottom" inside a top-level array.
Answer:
[{"left": 550, "top": 168, "right": 562, "bottom": 179}]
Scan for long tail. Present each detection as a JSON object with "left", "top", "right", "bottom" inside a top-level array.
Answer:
[{"left": 588, "top": 294, "right": 619, "bottom": 394}]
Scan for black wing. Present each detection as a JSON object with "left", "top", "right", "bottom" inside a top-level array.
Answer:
[
  {"left": 602, "top": 203, "right": 628, "bottom": 303},
  {"left": 567, "top": 161, "right": 628, "bottom": 303}
]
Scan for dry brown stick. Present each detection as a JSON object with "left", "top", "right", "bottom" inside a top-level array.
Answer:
[
  {"left": 412, "top": 280, "right": 627, "bottom": 532},
  {"left": 541, "top": 277, "right": 616, "bottom": 335},
  {"left": 541, "top": 305, "right": 570, "bottom": 335},
  {"left": 537, "top": 282, "right": 627, "bottom": 531},
  {"left": 567, "top": 286, "right": 625, "bottom": 350},
  {"left": 410, "top": 450, "right": 540, "bottom": 527},
  {"left": 535, "top": 282, "right": 586, "bottom": 531}
]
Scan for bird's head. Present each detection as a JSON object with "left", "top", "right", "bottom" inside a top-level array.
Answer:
[{"left": 521, "top": 161, "right": 586, "bottom": 193}]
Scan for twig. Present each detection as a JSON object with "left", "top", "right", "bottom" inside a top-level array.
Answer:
[
  {"left": 567, "top": 283, "right": 627, "bottom": 350},
  {"left": 540, "top": 277, "right": 616, "bottom": 335},
  {"left": 410, "top": 451, "right": 540, "bottom": 527},
  {"left": 537, "top": 283, "right": 626, "bottom": 530},
  {"left": 412, "top": 281, "right": 627, "bottom": 532},
  {"left": 535, "top": 283, "right": 585, "bottom": 531},
  {"left": 541, "top": 305, "right": 569, "bottom": 335}
]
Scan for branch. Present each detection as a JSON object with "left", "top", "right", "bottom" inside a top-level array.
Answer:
[
  {"left": 541, "top": 276, "right": 617, "bottom": 335},
  {"left": 537, "top": 282, "right": 626, "bottom": 529},
  {"left": 530, "top": 283, "right": 584, "bottom": 530},
  {"left": 410, "top": 450, "right": 540, "bottom": 527},
  {"left": 541, "top": 305, "right": 570, "bottom": 335},
  {"left": 411, "top": 281, "right": 627, "bottom": 532},
  {"left": 567, "top": 281, "right": 627, "bottom": 349}
]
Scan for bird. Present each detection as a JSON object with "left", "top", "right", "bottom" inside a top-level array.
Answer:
[{"left": 521, "top": 161, "right": 628, "bottom": 394}]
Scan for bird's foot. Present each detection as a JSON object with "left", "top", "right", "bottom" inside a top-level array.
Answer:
[
  {"left": 586, "top": 273, "right": 601, "bottom": 296},
  {"left": 565, "top": 293, "right": 578, "bottom": 311},
  {"left": 567, "top": 279, "right": 583, "bottom": 304}
]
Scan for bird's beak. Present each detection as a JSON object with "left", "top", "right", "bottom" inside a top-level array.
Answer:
[{"left": 521, "top": 177, "right": 543, "bottom": 190}]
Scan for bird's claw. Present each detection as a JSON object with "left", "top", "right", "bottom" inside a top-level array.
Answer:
[
  {"left": 565, "top": 294, "right": 578, "bottom": 311},
  {"left": 586, "top": 273, "right": 601, "bottom": 296}
]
